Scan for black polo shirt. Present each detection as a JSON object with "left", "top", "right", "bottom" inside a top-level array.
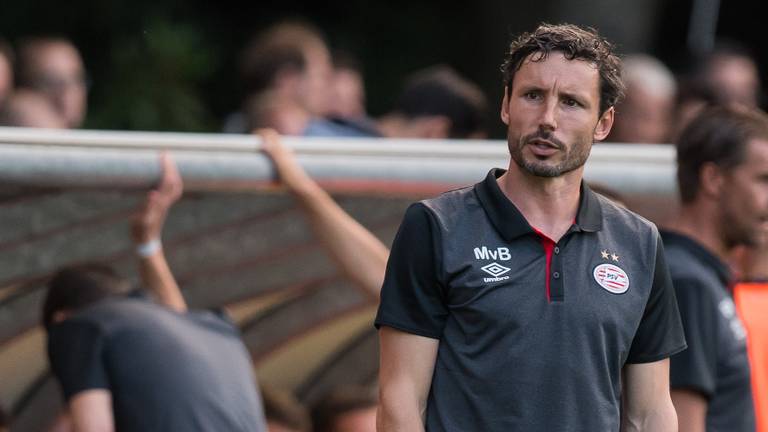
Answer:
[
  {"left": 662, "top": 231, "right": 755, "bottom": 432},
  {"left": 376, "top": 169, "right": 687, "bottom": 431}
]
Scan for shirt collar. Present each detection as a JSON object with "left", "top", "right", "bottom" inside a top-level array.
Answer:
[
  {"left": 473, "top": 168, "right": 603, "bottom": 242},
  {"left": 660, "top": 230, "right": 733, "bottom": 286}
]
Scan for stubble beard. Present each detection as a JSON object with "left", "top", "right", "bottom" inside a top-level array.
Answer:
[
  {"left": 509, "top": 130, "right": 592, "bottom": 178},
  {"left": 721, "top": 200, "right": 761, "bottom": 248}
]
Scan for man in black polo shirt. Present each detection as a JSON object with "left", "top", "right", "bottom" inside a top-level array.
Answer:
[
  {"left": 43, "top": 155, "right": 267, "bottom": 431},
  {"left": 376, "top": 24, "right": 687, "bottom": 431},
  {"left": 664, "top": 107, "right": 767, "bottom": 431}
]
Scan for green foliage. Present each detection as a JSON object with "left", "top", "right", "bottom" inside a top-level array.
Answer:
[{"left": 86, "top": 19, "right": 218, "bottom": 131}]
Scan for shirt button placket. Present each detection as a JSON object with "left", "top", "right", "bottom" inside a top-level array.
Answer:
[{"left": 551, "top": 245, "right": 564, "bottom": 301}]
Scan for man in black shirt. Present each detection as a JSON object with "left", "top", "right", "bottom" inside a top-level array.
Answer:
[
  {"left": 376, "top": 23, "right": 687, "bottom": 431},
  {"left": 664, "top": 107, "right": 768, "bottom": 431},
  {"left": 43, "top": 155, "right": 267, "bottom": 432}
]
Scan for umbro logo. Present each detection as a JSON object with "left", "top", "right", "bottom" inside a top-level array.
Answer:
[
  {"left": 481, "top": 262, "right": 511, "bottom": 277},
  {"left": 481, "top": 262, "right": 511, "bottom": 283}
]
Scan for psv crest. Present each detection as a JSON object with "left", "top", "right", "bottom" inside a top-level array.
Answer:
[{"left": 593, "top": 263, "right": 630, "bottom": 294}]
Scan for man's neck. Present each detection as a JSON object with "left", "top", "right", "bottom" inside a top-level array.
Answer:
[
  {"left": 497, "top": 162, "right": 583, "bottom": 242},
  {"left": 667, "top": 202, "right": 730, "bottom": 262}
]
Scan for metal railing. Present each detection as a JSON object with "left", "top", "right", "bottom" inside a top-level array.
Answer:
[{"left": 0, "top": 127, "right": 676, "bottom": 195}]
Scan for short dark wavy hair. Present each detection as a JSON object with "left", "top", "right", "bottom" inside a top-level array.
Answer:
[
  {"left": 42, "top": 263, "right": 131, "bottom": 330},
  {"left": 676, "top": 106, "right": 768, "bottom": 203},
  {"left": 501, "top": 23, "right": 624, "bottom": 115}
]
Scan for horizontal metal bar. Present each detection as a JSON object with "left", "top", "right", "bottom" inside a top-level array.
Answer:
[
  {"left": 0, "top": 126, "right": 673, "bottom": 159},
  {"left": 0, "top": 127, "right": 676, "bottom": 195}
]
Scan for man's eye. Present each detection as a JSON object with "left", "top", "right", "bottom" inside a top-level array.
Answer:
[
  {"left": 525, "top": 92, "right": 540, "bottom": 100},
  {"left": 563, "top": 98, "right": 581, "bottom": 107}
]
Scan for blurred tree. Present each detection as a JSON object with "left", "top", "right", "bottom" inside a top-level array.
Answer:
[{"left": 86, "top": 19, "right": 218, "bottom": 131}]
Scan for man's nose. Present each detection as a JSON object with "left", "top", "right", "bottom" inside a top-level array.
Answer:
[{"left": 539, "top": 97, "right": 558, "bottom": 131}]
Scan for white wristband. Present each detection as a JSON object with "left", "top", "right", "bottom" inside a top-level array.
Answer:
[{"left": 136, "top": 239, "right": 162, "bottom": 257}]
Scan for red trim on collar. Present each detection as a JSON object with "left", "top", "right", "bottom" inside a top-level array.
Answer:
[{"left": 532, "top": 227, "right": 556, "bottom": 303}]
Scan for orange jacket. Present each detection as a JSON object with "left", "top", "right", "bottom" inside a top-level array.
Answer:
[{"left": 735, "top": 282, "right": 768, "bottom": 432}]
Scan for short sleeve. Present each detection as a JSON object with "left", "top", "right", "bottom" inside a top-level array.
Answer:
[
  {"left": 626, "top": 234, "right": 688, "bottom": 363},
  {"left": 374, "top": 203, "right": 448, "bottom": 339},
  {"left": 668, "top": 278, "right": 719, "bottom": 398},
  {"left": 48, "top": 320, "right": 110, "bottom": 400}
]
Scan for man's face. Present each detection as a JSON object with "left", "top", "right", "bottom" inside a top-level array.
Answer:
[
  {"left": 501, "top": 51, "right": 613, "bottom": 177},
  {"left": 28, "top": 42, "right": 87, "bottom": 128},
  {"left": 708, "top": 55, "right": 760, "bottom": 109},
  {"left": 720, "top": 138, "right": 768, "bottom": 247},
  {"left": 327, "top": 67, "right": 366, "bottom": 119},
  {"left": 298, "top": 44, "right": 333, "bottom": 116}
]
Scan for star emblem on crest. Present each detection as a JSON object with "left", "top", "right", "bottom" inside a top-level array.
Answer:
[
  {"left": 601, "top": 250, "right": 609, "bottom": 259},
  {"left": 611, "top": 253, "right": 619, "bottom": 262}
]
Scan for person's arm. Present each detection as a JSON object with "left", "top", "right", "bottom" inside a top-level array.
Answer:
[
  {"left": 47, "top": 322, "right": 114, "bottom": 432},
  {"left": 68, "top": 390, "right": 114, "bottom": 432},
  {"left": 666, "top": 276, "right": 718, "bottom": 432},
  {"left": 131, "top": 152, "right": 186, "bottom": 312},
  {"left": 258, "top": 129, "right": 389, "bottom": 299},
  {"left": 622, "top": 234, "right": 688, "bottom": 431},
  {"left": 621, "top": 359, "right": 678, "bottom": 431},
  {"left": 670, "top": 390, "right": 707, "bottom": 432},
  {"left": 377, "top": 327, "right": 438, "bottom": 431},
  {"left": 374, "top": 202, "right": 447, "bottom": 431}
]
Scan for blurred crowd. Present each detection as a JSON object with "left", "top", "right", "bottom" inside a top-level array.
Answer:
[
  {"left": 1, "top": 18, "right": 768, "bottom": 432},
  {"left": 1, "top": 20, "right": 765, "bottom": 143},
  {"left": 0, "top": 22, "right": 488, "bottom": 139}
]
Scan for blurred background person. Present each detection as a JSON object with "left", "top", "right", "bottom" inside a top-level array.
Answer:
[
  {"left": 326, "top": 49, "right": 367, "bottom": 121},
  {"left": 301, "top": 49, "right": 380, "bottom": 136},
  {"left": 741, "top": 246, "right": 768, "bottom": 282},
  {"left": 16, "top": 37, "right": 88, "bottom": 128},
  {"left": 669, "top": 40, "right": 762, "bottom": 141},
  {"left": 669, "top": 80, "right": 721, "bottom": 142},
  {"left": 664, "top": 107, "right": 766, "bottom": 432},
  {"left": 226, "top": 20, "right": 332, "bottom": 134},
  {"left": 732, "top": 229, "right": 768, "bottom": 282},
  {"left": 0, "top": 37, "right": 13, "bottom": 106},
  {"left": 607, "top": 54, "right": 677, "bottom": 144},
  {"left": 245, "top": 90, "right": 311, "bottom": 136},
  {"left": 43, "top": 155, "right": 267, "bottom": 432},
  {"left": 310, "top": 386, "right": 377, "bottom": 432},
  {"left": 697, "top": 41, "right": 762, "bottom": 109},
  {"left": 0, "top": 89, "right": 67, "bottom": 128},
  {"left": 375, "top": 65, "right": 488, "bottom": 139}
]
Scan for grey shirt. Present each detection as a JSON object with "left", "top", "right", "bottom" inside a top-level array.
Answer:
[
  {"left": 663, "top": 231, "right": 755, "bottom": 432},
  {"left": 376, "top": 169, "right": 687, "bottom": 431},
  {"left": 48, "top": 295, "right": 267, "bottom": 432}
]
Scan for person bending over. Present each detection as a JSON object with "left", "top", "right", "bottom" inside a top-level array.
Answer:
[{"left": 43, "top": 155, "right": 267, "bottom": 432}]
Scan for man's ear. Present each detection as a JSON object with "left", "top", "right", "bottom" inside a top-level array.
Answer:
[
  {"left": 700, "top": 162, "right": 726, "bottom": 198},
  {"left": 593, "top": 106, "right": 615, "bottom": 141},
  {"left": 500, "top": 87, "right": 510, "bottom": 125}
]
